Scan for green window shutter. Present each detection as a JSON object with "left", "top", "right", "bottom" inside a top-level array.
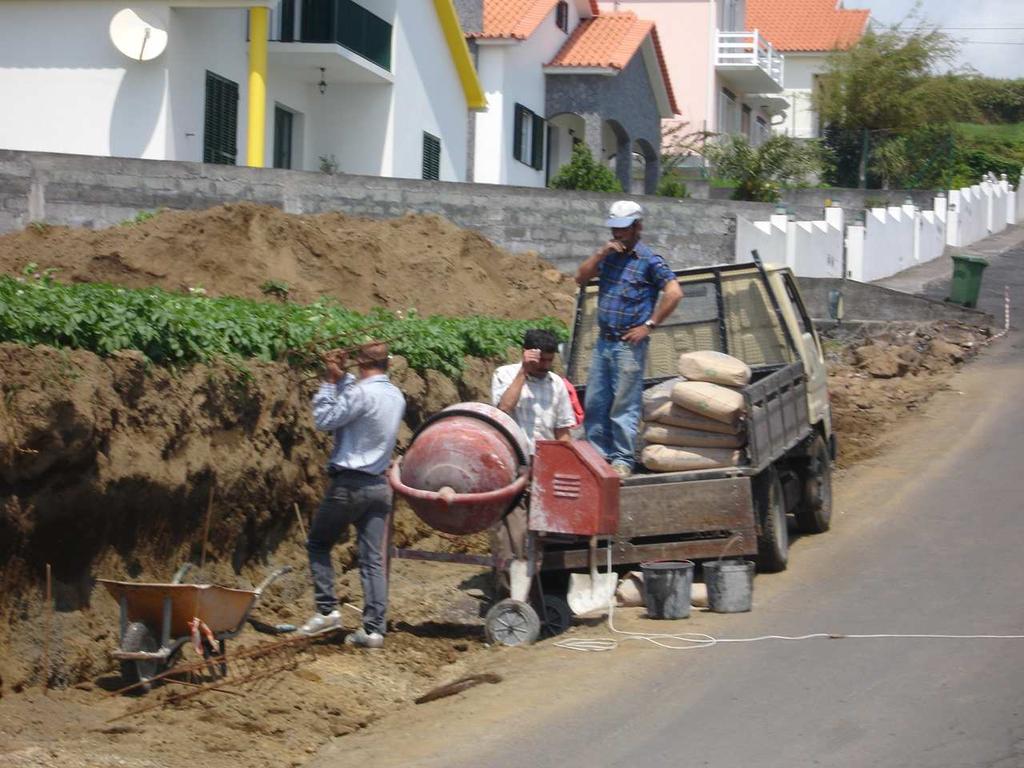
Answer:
[
  {"left": 513, "top": 104, "right": 525, "bottom": 163},
  {"left": 422, "top": 132, "right": 441, "bottom": 180},
  {"left": 203, "top": 71, "right": 238, "bottom": 165},
  {"left": 531, "top": 114, "right": 545, "bottom": 170}
]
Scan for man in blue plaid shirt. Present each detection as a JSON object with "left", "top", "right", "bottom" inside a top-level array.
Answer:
[{"left": 575, "top": 201, "right": 683, "bottom": 476}]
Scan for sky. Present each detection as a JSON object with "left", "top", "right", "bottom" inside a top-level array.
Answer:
[{"left": 842, "top": 0, "right": 1024, "bottom": 79}]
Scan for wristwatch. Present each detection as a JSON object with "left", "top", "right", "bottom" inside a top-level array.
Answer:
[{"left": 644, "top": 319, "right": 656, "bottom": 329}]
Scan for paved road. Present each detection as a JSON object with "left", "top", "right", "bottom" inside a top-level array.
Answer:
[{"left": 315, "top": 241, "right": 1024, "bottom": 768}]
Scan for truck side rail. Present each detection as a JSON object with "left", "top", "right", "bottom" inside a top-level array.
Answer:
[{"left": 745, "top": 361, "right": 809, "bottom": 472}]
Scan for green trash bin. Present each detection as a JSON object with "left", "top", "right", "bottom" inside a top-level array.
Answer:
[{"left": 949, "top": 253, "right": 988, "bottom": 308}]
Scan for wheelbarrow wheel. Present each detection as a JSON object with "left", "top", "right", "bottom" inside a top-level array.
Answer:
[
  {"left": 120, "top": 621, "right": 159, "bottom": 692},
  {"left": 484, "top": 599, "right": 540, "bottom": 646}
]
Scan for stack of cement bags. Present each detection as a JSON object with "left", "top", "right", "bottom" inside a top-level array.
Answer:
[{"left": 641, "top": 351, "right": 750, "bottom": 472}]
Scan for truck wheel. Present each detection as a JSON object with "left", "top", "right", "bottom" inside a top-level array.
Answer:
[
  {"left": 795, "top": 435, "right": 832, "bottom": 534},
  {"left": 754, "top": 467, "right": 789, "bottom": 573}
]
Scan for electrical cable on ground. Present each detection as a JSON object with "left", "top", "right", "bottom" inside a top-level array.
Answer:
[{"left": 553, "top": 543, "right": 1024, "bottom": 652}]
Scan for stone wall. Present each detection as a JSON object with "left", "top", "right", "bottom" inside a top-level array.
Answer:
[{"left": 0, "top": 150, "right": 824, "bottom": 273}]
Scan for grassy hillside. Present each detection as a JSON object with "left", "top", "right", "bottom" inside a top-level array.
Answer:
[{"left": 952, "top": 123, "right": 1024, "bottom": 187}]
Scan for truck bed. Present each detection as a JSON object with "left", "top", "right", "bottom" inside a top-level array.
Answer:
[{"left": 539, "top": 362, "right": 811, "bottom": 571}]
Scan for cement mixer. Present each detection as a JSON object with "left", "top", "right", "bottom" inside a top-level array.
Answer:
[{"left": 389, "top": 402, "right": 620, "bottom": 646}]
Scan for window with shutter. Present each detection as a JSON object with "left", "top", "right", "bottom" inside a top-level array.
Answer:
[
  {"left": 204, "top": 72, "right": 239, "bottom": 165},
  {"left": 531, "top": 112, "right": 545, "bottom": 170},
  {"left": 273, "top": 107, "right": 294, "bottom": 169},
  {"left": 422, "top": 132, "right": 441, "bottom": 180},
  {"left": 514, "top": 104, "right": 544, "bottom": 170},
  {"left": 555, "top": 1, "right": 569, "bottom": 32}
]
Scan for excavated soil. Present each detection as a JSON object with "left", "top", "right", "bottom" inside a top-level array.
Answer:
[
  {"left": 0, "top": 203, "right": 576, "bottom": 319},
  {"left": 0, "top": 205, "right": 993, "bottom": 767}
]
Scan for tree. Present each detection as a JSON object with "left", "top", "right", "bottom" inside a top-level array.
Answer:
[
  {"left": 702, "top": 135, "right": 821, "bottom": 203},
  {"left": 548, "top": 142, "right": 622, "bottom": 193},
  {"left": 815, "top": 17, "right": 972, "bottom": 187}
]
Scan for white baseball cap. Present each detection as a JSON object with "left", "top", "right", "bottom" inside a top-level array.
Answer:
[{"left": 605, "top": 200, "right": 644, "bottom": 228}]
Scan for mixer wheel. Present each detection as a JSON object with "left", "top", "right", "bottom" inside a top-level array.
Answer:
[
  {"left": 484, "top": 599, "right": 541, "bottom": 646},
  {"left": 536, "top": 593, "right": 572, "bottom": 638}
]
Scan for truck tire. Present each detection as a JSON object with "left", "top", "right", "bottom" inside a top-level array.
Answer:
[
  {"left": 753, "top": 466, "right": 789, "bottom": 573},
  {"left": 795, "top": 435, "right": 832, "bottom": 534}
]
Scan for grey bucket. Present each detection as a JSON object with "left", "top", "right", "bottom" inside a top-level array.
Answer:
[
  {"left": 640, "top": 560, "right": 694, "bottom": 619},
  {"left": 703, "top": 559, "right": 755, "bottom": 613}
]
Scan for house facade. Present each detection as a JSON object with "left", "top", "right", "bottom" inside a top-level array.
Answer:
[
  {"left": 747, "top": 0, "right": 868, "bottom": 139},
  {"left": 0, "top": 0, "right": 484, "bottom": 181},
  {"left": 459, "top": 0, "right": 678, "bottom": 193},
  {"left": 602, "top": 0, "right": 786, "bottom": 146}
]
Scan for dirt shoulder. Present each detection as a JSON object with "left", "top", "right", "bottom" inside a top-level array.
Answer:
[{"left": 0, "top": 320, "right": 991, "bottom": 768}]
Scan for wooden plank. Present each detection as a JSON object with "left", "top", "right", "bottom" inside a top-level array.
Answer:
[
  {"left": 541, "top": 531, "right": 757, "bottom": 571},
  {"left": 617, "top": 477, "right": 754, "bottom": 538}
]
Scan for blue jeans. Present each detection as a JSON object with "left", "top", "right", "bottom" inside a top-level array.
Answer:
[
  {"left": 583, "top": 337, "right": 647, "bottom": 469},
  {"left": 307, "top": 473, "right": 391, "bottom": 635}
]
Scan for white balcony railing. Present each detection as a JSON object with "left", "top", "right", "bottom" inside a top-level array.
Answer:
[{"left": 715, "top": 29, "right": 784, "bottom": 90}]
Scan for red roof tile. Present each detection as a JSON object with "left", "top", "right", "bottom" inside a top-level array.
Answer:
[
  {"left": 473, "top": 0, "right": 602, "bottom": 41},
  {"left": 747, "top": 0, "right": 869, "bottom": 52},
  {"left": 547, "top": 13, "right": 680, "bottom": 115},
  {"left": 475, "top": 0, "right": 559, "bottom": 40}
]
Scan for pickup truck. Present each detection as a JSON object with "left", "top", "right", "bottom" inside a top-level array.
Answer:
[{"left": 540, "top": 256, "right": 835, "bottom": 577}]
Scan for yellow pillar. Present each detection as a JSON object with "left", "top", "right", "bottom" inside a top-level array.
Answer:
[{"left": 247, "top": 7, "right": 269, "bottom": 167}]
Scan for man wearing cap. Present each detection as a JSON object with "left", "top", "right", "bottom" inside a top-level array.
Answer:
[
  {"left": 299, "top": 341, "right": 406, "bottom": 648},
  {"left": 575, "top": 201, "right": 683, "bottom": 477}
]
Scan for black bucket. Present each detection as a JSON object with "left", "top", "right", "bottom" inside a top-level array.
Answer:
[
  {"left": 703, "top": 559, "right": 755, "bottom": 613},
  {"left": 640, "top": 560, "right": 694, "bottom": 619}
]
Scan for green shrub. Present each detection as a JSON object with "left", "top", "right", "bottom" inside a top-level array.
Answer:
[
  {"left": 656, "top": 175, "right": 689, "bottom": 198},
  {"left": 549, "top": 143, "right": 622, "bottom": 193},
  {"left": 0, "top": 274, "right": 566, "bottom": 377}
]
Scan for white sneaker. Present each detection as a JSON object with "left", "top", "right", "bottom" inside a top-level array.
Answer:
[
  {"left": 344, "top": 627, "right": 384, "bottom": 649},
  {"left": 611, "top": 462, "right": 632, "bottom": 478},
  {"left": 298, "top": 609, "right": 342, "bottom": 636}
]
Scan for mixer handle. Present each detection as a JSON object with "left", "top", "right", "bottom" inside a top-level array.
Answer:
[{"left": 388, "top": 461, "right": 531, "bottom": 505}]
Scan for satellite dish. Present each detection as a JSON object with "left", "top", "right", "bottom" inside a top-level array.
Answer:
[{"left": 110, "top": 8, "right": 169, "bottom": 61}]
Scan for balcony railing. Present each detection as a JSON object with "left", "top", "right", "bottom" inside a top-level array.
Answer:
[
  {"left": 715, "top": 29, "right": 784, "bottom": 89},
  {"left": 274, "top": 0, "right": 392, "bottom": 71}
]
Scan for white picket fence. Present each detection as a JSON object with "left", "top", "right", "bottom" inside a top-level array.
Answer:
[{"left": 737, "top": 171, "right": 1023, "bottom": 282}]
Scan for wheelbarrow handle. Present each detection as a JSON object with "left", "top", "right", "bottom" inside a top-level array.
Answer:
[
  {"left": 171, "top": 563, "right": 194, "bottom": 584},
  {"left": 255, "top": 565, "right": 293, "bottom": 596}
]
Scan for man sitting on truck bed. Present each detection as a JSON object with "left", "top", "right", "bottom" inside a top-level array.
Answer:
[
  {"left": 490, "top": 328, "right": 576, "bottom": 591},
  {"left": 575, "top": 201, "right": 683, "bottom": 477}
]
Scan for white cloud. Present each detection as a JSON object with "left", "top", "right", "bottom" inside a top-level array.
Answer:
[{"left": 842, "top": 0, "right": 1024, "bottom": 78}]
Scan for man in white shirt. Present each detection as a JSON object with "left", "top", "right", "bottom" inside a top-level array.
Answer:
[{"left": 490, "top": 329, "right": 576, "bottom": 591}]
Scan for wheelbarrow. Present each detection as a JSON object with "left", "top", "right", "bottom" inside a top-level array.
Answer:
[{"left": 99, "top": 564, "right": 292, "bottom": 690}]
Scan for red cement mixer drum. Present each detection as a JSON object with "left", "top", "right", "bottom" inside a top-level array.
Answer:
[{"left": 389, "top": 403, "right": 531, "bottom": 535}]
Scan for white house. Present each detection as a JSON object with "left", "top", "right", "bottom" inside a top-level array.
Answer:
[
  {"left": 747, "top": 0, "right": 868, "bottom": 139},
  {"left": 459, "top": 0, "right": 678, "bottom": 193},
  {"left": 0, "top": 0, "right": 485, "bottom": 181},
  {"left": 603, "top": 0, "right": 786, "bottom": 148}
]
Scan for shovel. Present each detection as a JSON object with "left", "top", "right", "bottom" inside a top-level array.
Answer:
[{"left": 567, "top": 537, "right": 617, "bottom": 616}]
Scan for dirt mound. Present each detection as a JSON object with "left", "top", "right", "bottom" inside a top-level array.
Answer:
[
  {"left": 825, "top": 322, "right": 990, "bottom": 467},
  {"left": 0, "top": 204, "right": 576, "bottom": 320}
]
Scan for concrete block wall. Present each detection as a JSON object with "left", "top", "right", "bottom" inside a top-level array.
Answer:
[{"left": 0, "top": 150, "right": 825, "bottom": 274}]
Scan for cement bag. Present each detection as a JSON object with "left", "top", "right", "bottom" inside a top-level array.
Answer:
[
  {"left": 615, "top": 571, "right": 645, "bottom": 607},
  {"left": 678, "top": 351, "right": 751, "bottom": 387},
  {"left": 642, "top": 378, "right": 684, "bottom": 416},
  {"left": 642, "top": 423, "right": 745, "bottom": 449},
  {"left": 670, "top": 381, "right": 746, "bottom": 426},
  {"left": 646, "top": 401, "right": 744, "bottom": 435},
  {"left": 641, "top": 444, "right": 744, "bottom": 472}
]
